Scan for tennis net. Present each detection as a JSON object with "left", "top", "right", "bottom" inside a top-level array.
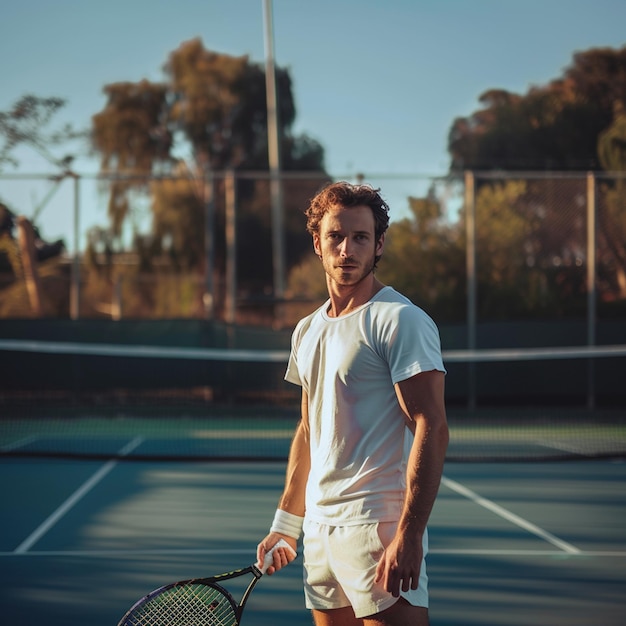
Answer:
[{"left": 1, "top": 339, "right": 625, "bottom": 462}]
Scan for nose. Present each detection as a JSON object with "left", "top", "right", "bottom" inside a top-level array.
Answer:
[{"left": 339, "top": 237, "right": 351, "bottom": 258}]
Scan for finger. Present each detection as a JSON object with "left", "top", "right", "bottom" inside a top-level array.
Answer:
[
  {"left": 256, "top": 538, "right": 278, "bottom": 571},
  {"left": 266, "top": 540, "right": 296, "bottom": 574},
  {"left": 374, "top": 559, "right": 384, "bottom": 584},
  {"left": 385, "top": 572, "right": 401, "bottom": 597},
  {"left": 272, "top": 549, "right": 284, "bottom": 571},
  {"left": 255, "top": 544, "right": 266, "bottom": 570},
  {"left": 280, "top": 546, "right": 296, "bottom": 564}
]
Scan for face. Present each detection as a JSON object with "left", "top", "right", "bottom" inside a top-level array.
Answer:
[{"left": 313, "top": 204, "right": 384, "bottom": 287}]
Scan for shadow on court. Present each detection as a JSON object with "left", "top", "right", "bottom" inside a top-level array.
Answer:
[{"left": 1, "top": 459, "right": 625, "bottom": 625}]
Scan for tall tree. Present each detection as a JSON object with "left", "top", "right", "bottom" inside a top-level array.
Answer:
[
  {"left": 378, "top": 186, "right": 465, "bottom": 322},
  {"left": 448, "top": 46, "right": 626, "bottom": 172},
  {"left": 446, "top": 45, "right": 626, "bottom": 310},
  {"left": 92, "top": 80, "right": 172, "bottom": 237},
  {"left": 90, "top": 38, "right": 326, "bottom": 313},
  {"left": 597, "top": 102, "right": 626, "bottom": 296}
]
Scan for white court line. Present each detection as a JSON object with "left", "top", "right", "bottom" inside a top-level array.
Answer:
[
  {"left": 13, "top": 437, "right": 144, "bottom": 554},
  {"left": 2, "top": 548, "right": 625, "bottom": 558},
  {"left": 441, "top": 475, "right": 582, "bottom": 555},
  {"left": 1, "top": 435, "right": 39, "bottom": 452}
]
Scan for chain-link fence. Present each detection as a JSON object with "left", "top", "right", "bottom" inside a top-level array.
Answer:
[{"left": 1, "top": 170, "right": 625, "bottom": 330}]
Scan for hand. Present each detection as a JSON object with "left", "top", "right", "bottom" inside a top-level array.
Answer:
[
  {"left": 256, "top": 533, "right": 297, "bottom": 575},
  {"left": 374, "top": 531, "right": 423, "bottom": 597}
]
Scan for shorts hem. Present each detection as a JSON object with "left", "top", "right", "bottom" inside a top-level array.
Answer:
[
  {"left": 354, "top": 593, "right": 428, "bottom": 619},
  {"left": 354, "top": 596, "right": 398, "bottom": 619},
  {"left": 305, "top": 598, "right": 351, "bottom": 612}
]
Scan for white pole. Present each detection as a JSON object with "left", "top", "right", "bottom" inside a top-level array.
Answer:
[{"left": 263, "top": 0, "right": 285, "bottom": 301}]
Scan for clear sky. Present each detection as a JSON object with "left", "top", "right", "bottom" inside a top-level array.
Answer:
[{"left": 1, "top": 0, "right": 625, "bottom": 246}]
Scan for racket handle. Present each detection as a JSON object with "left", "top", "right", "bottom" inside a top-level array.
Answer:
[{"left": 260, "top": 538, "right": 297, "bottom": 574}]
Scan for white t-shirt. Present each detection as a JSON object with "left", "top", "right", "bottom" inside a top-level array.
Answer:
[{"left": 285, "top": 286, "right": 446, "bottom": 525}]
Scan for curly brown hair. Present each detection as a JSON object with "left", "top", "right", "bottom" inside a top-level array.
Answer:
[{"left": 305, "top": 182, "right": 390, "bottom": 242}]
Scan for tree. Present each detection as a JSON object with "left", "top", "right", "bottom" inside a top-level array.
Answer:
[
  {"left": 0, "top": 94, "right": 82, "bottom": 171},
  {"left": 0, "top": 96, "right": 76, "bottom": 317},
  {"left": 378, "top": 186, "right": 465, "bottom": 322},
  {"left": 597, "top": 102, "right": 626, "bottom": 297},
  {"left": 598, "top": 102, "right": 626, "bottom": 172},
  {"left": 445, "top": 45, "right": 626, "bottom": 314},
  {"left": 90, "top": 39, "right": 326, "bottom": 317},
  {"left": 448, "top": 46, "right": 626, "bottom": 172},
  {"left": 91, "top": 80, "right": 173, "bottom": 238}
]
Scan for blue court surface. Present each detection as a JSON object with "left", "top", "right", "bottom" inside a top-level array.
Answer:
[{"left": 1, "top": 457, "right": 625, "bottom": 625}]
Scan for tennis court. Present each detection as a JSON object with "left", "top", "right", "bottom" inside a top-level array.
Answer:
[
  {"left": 1, "top": 338, "right": 625, "bottom": 624},
  {"left": 1, "top": 429, "right": 625, "bottom": 625}
]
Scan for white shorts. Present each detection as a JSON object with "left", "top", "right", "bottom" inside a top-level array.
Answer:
[{"left": 302, "top": 519, "right": 429, "bottom": 618}]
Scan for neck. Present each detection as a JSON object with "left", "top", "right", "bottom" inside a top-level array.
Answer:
[{"left": 326, "top": 275, "right": 385, "bottom": 318}]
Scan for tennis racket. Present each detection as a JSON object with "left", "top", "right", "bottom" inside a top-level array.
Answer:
[{"left": 117, "top": 538, "right": 296, "bottom": 626}]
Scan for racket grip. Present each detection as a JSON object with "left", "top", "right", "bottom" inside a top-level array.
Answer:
[{"left": 260, "top": 538, "right": 297, "bottom": 574}]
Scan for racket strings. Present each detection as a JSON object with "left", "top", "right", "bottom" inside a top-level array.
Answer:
[{"left": 124, "top": 583, "right": 238, "bottom": 626}]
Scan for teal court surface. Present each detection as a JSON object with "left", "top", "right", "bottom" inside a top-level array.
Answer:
[{"left": 1, "top": 453, "right": 625, "bottom": 625}]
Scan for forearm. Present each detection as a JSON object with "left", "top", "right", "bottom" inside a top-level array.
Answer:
[
  {"left": 257, "top": 396, "right": 310, "bottom": 572},
  {"left": 395, "top": 370, "right": 449, "bottom": 537},
  {"left": 398, "top": 413, "right": 448, "bottom": 537},
  {"left": 277, "top": 416, "right": 310, "bottom": 516},
  {"left": 376, "top": 373, "right": 448, "bottom": 594}
]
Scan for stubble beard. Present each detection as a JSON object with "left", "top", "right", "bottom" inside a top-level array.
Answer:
[{"left": 327, "top": 255, "right": 377, "bottom": 288}]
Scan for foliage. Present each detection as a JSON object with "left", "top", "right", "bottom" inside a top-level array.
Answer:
[
  {"left": 598, "top": 103, "right": 626, "bottom": 172},
  {"left": 378, "top": 188, "right": 465, "bottom": 321},
  {"left": 3, "top": 43, "right": 626, "bottom": 322},
  {"left": 448, "top": 46, "right": 626, "bottom": 171},
  {"left": 445, "top": 45, "right": 626, "bottom": 312},
  {"left": 596, "top": 104, "right": 626, "bottom": 295},
  {"left": 0, "top": 256, "right": 69, "bottom": 317},
  {"left": 286, "top": 251, "right": 327, "bottom": 300},
  {"left": 0, "top": 94, "right": 82, "bottom": 170},
  {"left": 89, "top": 38, "right": 327, "bottom": 317}
]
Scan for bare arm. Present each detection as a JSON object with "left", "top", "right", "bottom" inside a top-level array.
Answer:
[
  {"left": 257, "top": 390, "right": 311, "bottom": 573},
  {"left": 375, "top": 370, "right": 449, "bottom": 596}
]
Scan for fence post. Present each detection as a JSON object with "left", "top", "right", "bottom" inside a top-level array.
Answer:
[
  {"left": 586, "top": 172, "right": 597, "bottom": 409},
  {"left": 70, "top": 172, "right": 80, "bottom": 320},
  {"left": 204, "top": 170, "right": 215, "bottom": 319},
  {"left": 464, "top": 170, "right": 477, "bottom": 410},
  {"left": 225, "top": 170, "right": 237, "bottom": 325},
  {"left": 112, "top": 275, "right": 122, "bottom": 321}
]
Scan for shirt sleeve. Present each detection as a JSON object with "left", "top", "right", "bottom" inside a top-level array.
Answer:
[
  {"left": 381, "top": 304, "right": 446, "bottom": 385},
  {"left": 284, "top": 318, "right": 305, "bottom": 387}
]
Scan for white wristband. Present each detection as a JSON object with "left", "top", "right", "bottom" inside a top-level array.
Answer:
[{"left": 270, "top": 509, "right": 304, "bottom": 540}]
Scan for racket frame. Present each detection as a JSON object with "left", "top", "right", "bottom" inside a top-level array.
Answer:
[{"left": 118, "top": 539, "right": 295, "bottom": 626}]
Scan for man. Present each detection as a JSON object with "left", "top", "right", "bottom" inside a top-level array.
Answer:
[{"left": 257, "top": 182, "right": 448, "bottom": 626}]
